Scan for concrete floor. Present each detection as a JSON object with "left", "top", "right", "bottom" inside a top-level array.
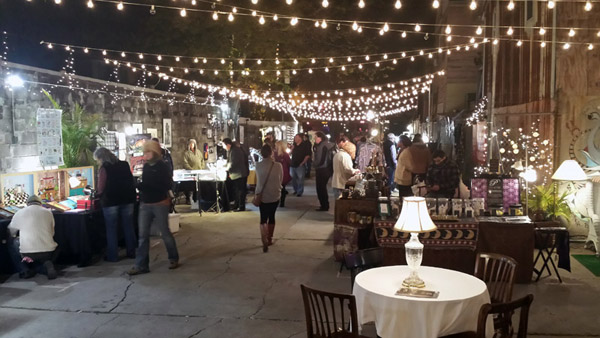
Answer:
[{"left": 1, "top": 182, "right": 599, "bottom": 338}]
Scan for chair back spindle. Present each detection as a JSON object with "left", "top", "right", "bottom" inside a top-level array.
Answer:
[{"left": 475, "top": 253, "right": 517, "bottom": 303}]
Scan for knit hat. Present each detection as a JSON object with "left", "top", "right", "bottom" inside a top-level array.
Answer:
[
  {"left": 27, "top": 195, "right": 42, "bottom": 205},
  {"left": 143, "top": 140, "right": 162, "bottom": 157}
]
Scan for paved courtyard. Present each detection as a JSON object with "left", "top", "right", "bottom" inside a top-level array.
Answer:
[{"left": 1, "top": 183, "right": 599, "bottom": 338}]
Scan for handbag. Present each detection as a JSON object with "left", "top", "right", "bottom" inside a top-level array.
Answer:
[{"left": 253, "top": 162, "right": 275, "bottom": 207}]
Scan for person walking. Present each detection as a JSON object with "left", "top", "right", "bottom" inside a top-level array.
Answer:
[
  {"left": 394, "top": 135, "right": 416, "bottom": 198},
  {"left": 290, "top": 133, "right": 312, "bottom": 197},
  {"left": 7, "top": 195, "right": 58, "bottom": 279},
  {"left": 383, "top": 133, "right": 397, "bottom": 190},
  {"left": 313, "top": 132, "right": 334, "bottom": 211},
  {"left": 94, "top": 147, "right": 137, "bottom": 262},
  {"left": 223, "top": 138, "right": 250, "bottom": 211},
  {"left": 274, "top": 140, "right": 292, "bottom": 207},
  {"left": 332, "top": 135, "right": 360, "bottom": 199},
  {"left": 128, "top": 140, "right": 179, "bottom": 275},
  {"left": 255, "top": 144, "right": 283, "bottom": 253}
]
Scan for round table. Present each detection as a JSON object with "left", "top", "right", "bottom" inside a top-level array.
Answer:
[{"left": 353, "top": 265, "right": 493, "bottom": 338}]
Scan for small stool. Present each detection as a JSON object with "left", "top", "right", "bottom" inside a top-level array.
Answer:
[{"left": 534, "top": 227, "right": 568, "bottom": 283}]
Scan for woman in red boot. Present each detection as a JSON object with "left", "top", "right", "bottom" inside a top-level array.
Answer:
[{"left": 255, "top": 144, "right": 283, "bottom": 252}]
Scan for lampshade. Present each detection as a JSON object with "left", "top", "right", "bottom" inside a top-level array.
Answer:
[
  {"left": 394, "top": 196, "right": 437, "bottom": 233},
  {"left": 551, "top": 160, "right": 588, "bottom": 181}
]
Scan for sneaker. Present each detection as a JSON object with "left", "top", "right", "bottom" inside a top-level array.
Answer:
[
  {"left": 127, "top": 267, "right": 150, "bottom": 276},
  {"left": 44, "top": 261, "right": 57, "bottom": 280},
  {"left": 168, "top": 261, "right": 180, "bottom": 270}
]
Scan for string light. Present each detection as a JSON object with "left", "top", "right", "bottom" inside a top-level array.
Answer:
[
  {"left": 212, "top": 11, "right": 218, "bottom": 20},
  {"left": 395, "top": 0, "right": 402, "bottom": 9},
  {"left": 415, "top": 24, "right": 421, "bottom": 32},
  {"left": 589, "top": 43, "right": 594, "bottom": 50},
  {"left": 290, "top": 17, "right": 298, "bottom": 25},
  {"left": 517, "top": 40, "right": 523, "bottom": 46},
  {"left": 285, "top": 0, "right": 292, "bottom": 4},
  {"left": 569, "top": 28, "right": 576, "bottom": 37},
  {"left": 358, "top": 0, "right": 365, "bottom": 8},
  {"left": 507, "top": 26, "right": 514, "bottom": 35},
  {"left": 539, "top": 27, "right": 546, "bottom": 35},
  {"left": 585, "top": 1, "right": 592, "bottom": 11},
  {"left": 54, "top": 0, "right": 61, "bottom": 4},
  {"left": 117, "top": 1, "right": 124, "bottom": 10},
  {"left": 563, "top": 42, "right": 570, "bottom": 49},
  {"left": 470, "top": 0, "right": 477, "bottom": 10},
  {"left": 476, "top": 26, "right": 483, "bottom": 35},
  {"left": 322, "top": 0, "right": 329, "bottom": 8},
  {"left": 548, "top": 0, "right": 555, "bottom": 9},
  {"left": 87, "top": 0, "right": 94, "bottom": 8},
  {"left": 507, "top": 0, "right": 515, "bottom": 10},
  {"left": 432, "top": 0, "right": 440, "bottom": 9},
  {"left": 228, "top": 12, "right": 234, "bottom": 21},
  {"left": 259, "top": 16, "right": 265, "bottom": 24},
  {"left": 445, "top": 25, "right": 452, "bottom": 35},
  {"left": 180, "top": 8, "right": 187, "bottom": 17},
  {"left": 321, "top": 20, "right": 328, "bottom": 29}
]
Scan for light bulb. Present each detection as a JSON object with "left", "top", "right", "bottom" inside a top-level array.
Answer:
[
  {"left": 470, "top": 37, "right": 475, "bottom": 43},
  {"left": 446, "top": 35, "right": 452, "bottom": 41},
  {"left": 507, "top": 26, "right": 513, "bottom": 35},
  {"left": 121, "top": 52, "right": 126, "bottom": 57},
  {"left": 102, "top": 50, "right": 107, "bottom": 55},
  {"left": 157, "top": 55, "right": 162, "bottom": 61},
  {"left": 357, "top": 26, "right": 363, "bottom": 33},
  {"left": 476, "top": 26, "right": 483, "bottom": 35},
  {"left": 365, "top": 55, "right": 370, "bottom": 60},
  {"left": 517, "top": 40, "right": 522, "bottom": 46},
  {"left": 290, "top": 17, "right": 298, "bottom": 25},
  {"left": 585, "top": 1, "right": 592, "bottom": 11},
  {"left": 589, "top": 44, "right": 594, "bottom": 50},
  {"left": 548, "top": 0, "right": 555, "bottom": 8},
  {"left": 470, "top": 0, "right": 477, "bottom": 10},
  {"left": 191, "top": 0, "right": 196, "bottom": 5},
  {"left": 539, "top": 27, "right": 546, "bottom": 35},
  {"left": 395, "top": 0, "right": 402, "bottom": 9},
  {"left": 569, "top": 28, "right": 575, "bottom": 37},
  {"left": 252, "top": 0, "right": 259, "bottom": 3},
  {"left": 259, "top": 16, "right": 265, "bottom": 24},
  {"left": 117, "top": 1, "right": 124, "bottom": 10},
  {"left": 194, "top": 58, "right": 199, "bottom": 63},
  {"left": 415, "top": 24, "right": 421, "bottom": 32},
  {"left": 541, "top": 41, "right": 547, "bottom": 47},
  {"left": 563, "top": 42, "right": 570, "bottom": 49},
  {"left": 445, "top": 25, "right": 451, "bottom": 34},
  {"left": 257, "top": 59, "right": 262, "bottom": 64},
  {"left": 322, "top": 0, "right": 329, "bottom": 7},
  {"left": 273, "top": 14, "right": 278, "bottom": 21},
  {"left": 228, "top": 13, "right": 234, "bottom": 21},
  {"left": 383, "top": 23, "right": 389, "bottom": 32},
  {"left": 213, "top": 12, "right": 219, "bottom": 20},
  {"left": 329, "top": 57, "right": 334, "bottom": 63},
  {"left": 432, "top": 0, "right": 439, "bottom": 8},
  {"left": 87, "top": 0, "right": 94, "bottom": 8},
  {"left": 321, "top": 20, "right": 327, "bottom": 28},
  {"left": 54, "top": 0, "right": 61, "bottom": 4},
  {"left": 221, "top": 59, "right": 226, "bottom": 64},
  {"left": 293, "top": 59, "right": 298, "bottom": 64},
  {"left": 352, "top": 21, "right": 359, "bottom": 30},
  {"left": 180, "top": 8, "right": 187, "bottom": 17},
  {"left": 84, "top": 48, "right": 89, "bottom": 53},
  {"left": 358, "top": 0, "right": 365, "bottom": 8},
  {"left": 507, "top": 0, "right": 514, "bottom": 10},
  {"left": 286, "top": 0, "right": 293, "bottom": 4},
  {"left": 493, "top": 39, "right": 498, "bottom": 45}
]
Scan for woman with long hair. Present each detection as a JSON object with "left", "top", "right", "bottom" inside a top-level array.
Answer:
[
  {"left": 274, "top": 140, "right": 291, "bottom": 207},
  {"left": 94, "top": 147, "right": 137, "bottom": 261},
  {"left": 255, "top": 144, "right": 283, "bottom": 253}
]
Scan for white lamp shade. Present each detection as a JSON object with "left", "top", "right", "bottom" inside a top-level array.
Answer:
[
  {"left": 552, "top": 160, "right": 588, "bottom": 181},
  {"left": 394, "top": 196, "right": 437, "bottom": 233}
]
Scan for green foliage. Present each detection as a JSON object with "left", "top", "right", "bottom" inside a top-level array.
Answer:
[
  {"left": 43, "top": 90, "right": 103, "bottom": 168},
  {"left": 527, "top": 185, "right": 571, "bottom": 220}
]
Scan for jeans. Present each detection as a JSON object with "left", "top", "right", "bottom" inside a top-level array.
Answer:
[
  {"left": 315, "top": 168, "right": 331, "bottom": 210},
  {"left": 291, "top": 166, "right": 306, "bottom": 196},
  {"left": 135, "top": 203, "right": 179, "bottom": 271},
  {"left": 232, "top": 177, "right": 248, "bottom": 210},
  {"left": 333, "top": 188, "right": 343, "bottom": 200},
  {"left": 103, "top": 203, "right": 137, "bottom": 261},
  {"left": 386, "top": 165, "right": 396, "bottom": 190},
  {"left": 259, "top": 201, "right": 279, "bottom": 224},
  {"left": 8, "top": 236, "right": 56, "bottom": 275}
]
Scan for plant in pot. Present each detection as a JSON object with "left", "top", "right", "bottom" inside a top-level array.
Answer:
[{"left": 527, "top": 184, "right": 571, "bottom": 221}]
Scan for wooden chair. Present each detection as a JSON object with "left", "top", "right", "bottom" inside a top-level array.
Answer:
[
  {"left": 344, "top": 247, "right": 384, "bottom": 291},
  {"left": 300, "top": 284, "right": 370, "bottom": 338},
  {"left": 441, "top": 294, "right": 534, "bottom": 338},
  {"left": 475, "top": 253, "right": 517, "bottom": 303}
]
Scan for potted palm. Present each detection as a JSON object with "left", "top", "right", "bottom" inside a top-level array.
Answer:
[{"left": 527, "top": 185, "right": 571, "bottom": 221}]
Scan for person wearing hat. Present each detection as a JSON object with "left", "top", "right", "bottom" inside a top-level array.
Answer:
[
  {"left": 7, "top": 195, "right": 58, "bottom": 279},
  {"left": 128, "top": 140, "right": 180, "bottom": 275}
]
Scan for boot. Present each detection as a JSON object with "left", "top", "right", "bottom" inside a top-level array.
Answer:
[
  {"left": 280, "top": 189, "right": 287, "bottom": 208},
  {"left": 268, "top": 224, "right": 275, "bottom": 246},
  {"left": 259, "top": 223, "right": 269, "bottom": 253}
]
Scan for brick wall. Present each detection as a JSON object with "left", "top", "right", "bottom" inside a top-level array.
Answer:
[{"left": 0, "top": 63, "right": 228, "bottom": 174}]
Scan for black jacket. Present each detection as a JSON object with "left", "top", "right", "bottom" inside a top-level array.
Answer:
[
  {"left": 227, "top": 145, "right": 249, "bottom": 180},
  {"left": 138, "top": 160, "right": 172, "bottom": 203},
  {"left": 100, "top": 161, "right": 136, "bottom": 207}
]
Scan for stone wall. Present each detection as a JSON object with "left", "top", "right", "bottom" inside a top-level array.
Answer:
[{"left": 0, "top": 63, "right": 227, "bottom": 174}]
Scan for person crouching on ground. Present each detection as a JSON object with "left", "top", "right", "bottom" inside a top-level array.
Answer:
[
  {"left": 7, "top": 195, "right": 58, "bottom": 279},
  {"left": 94, "top": 147, "right": 137, "bottom": 262},
  {"left": 128, "top": 140, "right": 180, "bottom": 275},
  {"left": 255, "top": 144, "right": 283, "bottom": 253}
]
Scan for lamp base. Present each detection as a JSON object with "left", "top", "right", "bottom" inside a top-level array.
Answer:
[{"left": 402, "top": 271, "right": 426, "bottom": 288}]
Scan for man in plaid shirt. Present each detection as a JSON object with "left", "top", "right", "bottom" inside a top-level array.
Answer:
[{"left": 426, "top": 150, "right": 460, "bottom": 198}]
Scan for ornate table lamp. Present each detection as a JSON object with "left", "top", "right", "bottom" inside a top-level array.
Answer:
[{"left": 394, "top": 196, "right": 437, "bottom": 288}]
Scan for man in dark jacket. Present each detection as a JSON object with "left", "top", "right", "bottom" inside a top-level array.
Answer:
[
  {"left": 313, "top": 132, "right": 334, "bottom": 211},
  {"left": 426, "top": 150, "right": 460, "bottom": 198},
  {"left": 383, "top": 133, "right": 397, "bottom": 190},
  {"left": 290, "top": 134, "right": 312, "bottom": 197},
  {"left": 223, "top": 138, "right": 250, "bottom": 211}
]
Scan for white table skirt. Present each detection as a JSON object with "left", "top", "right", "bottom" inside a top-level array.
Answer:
[{"left": 353, "top": 266, "right": 493, "bottom": 338}]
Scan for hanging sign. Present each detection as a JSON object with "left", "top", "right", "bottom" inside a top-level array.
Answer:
[{"left": 36, "top": 108, "right": 64, "bottom": 167}]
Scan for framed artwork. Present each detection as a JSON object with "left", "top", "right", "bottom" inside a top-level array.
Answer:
[
  {"left": 64, "top": 166, "right": 94, "bottom": 196},
  {"left": 163, "top": 118, "right": 172, "bottom": 148},
  {"left": 1, "top": 172, "right": 35, "bottom": 206},
  {"left": 147, "top": 128, "right": 158, "bottom": 139},
  {"left": 132, "top": 123, "right": 143, "bottom": 134}
]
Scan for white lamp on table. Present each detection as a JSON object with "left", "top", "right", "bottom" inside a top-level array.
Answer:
[{"left": 394, "top": 196, "right": 437, "bottom": 288}]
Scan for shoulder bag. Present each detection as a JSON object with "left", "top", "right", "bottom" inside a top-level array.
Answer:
[{"left": 253, "top": 162, "right": 275, "bottom": 207}]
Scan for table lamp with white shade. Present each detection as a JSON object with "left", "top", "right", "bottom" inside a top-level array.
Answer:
[
  {"left": 552, "top": 160, "right": 588, "bottom": 181},
  {"left": 394, "top": 196, "right": 437, "bottom": 288}
]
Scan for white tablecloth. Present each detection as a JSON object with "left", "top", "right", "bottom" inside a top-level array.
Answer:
[{"left": 353, "top": 266, "right": 493, "bottom": 338}]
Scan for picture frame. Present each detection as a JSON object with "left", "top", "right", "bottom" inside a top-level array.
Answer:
[
  {"left": 0, "top": 208, "right": 14, "bottom": 219},
  {"left": 163, "top": 118, "right": 172, "bottom": 148},
  {"left": 132, "top": 123, "right": 143, "bottom": 135}
]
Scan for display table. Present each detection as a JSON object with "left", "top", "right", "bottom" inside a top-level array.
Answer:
[
  {"left": 353, "top": 266, "right": 493, "bottom": 338},
  {"left": 0, "top": 210, "right": 105, "bottom": 275}
]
